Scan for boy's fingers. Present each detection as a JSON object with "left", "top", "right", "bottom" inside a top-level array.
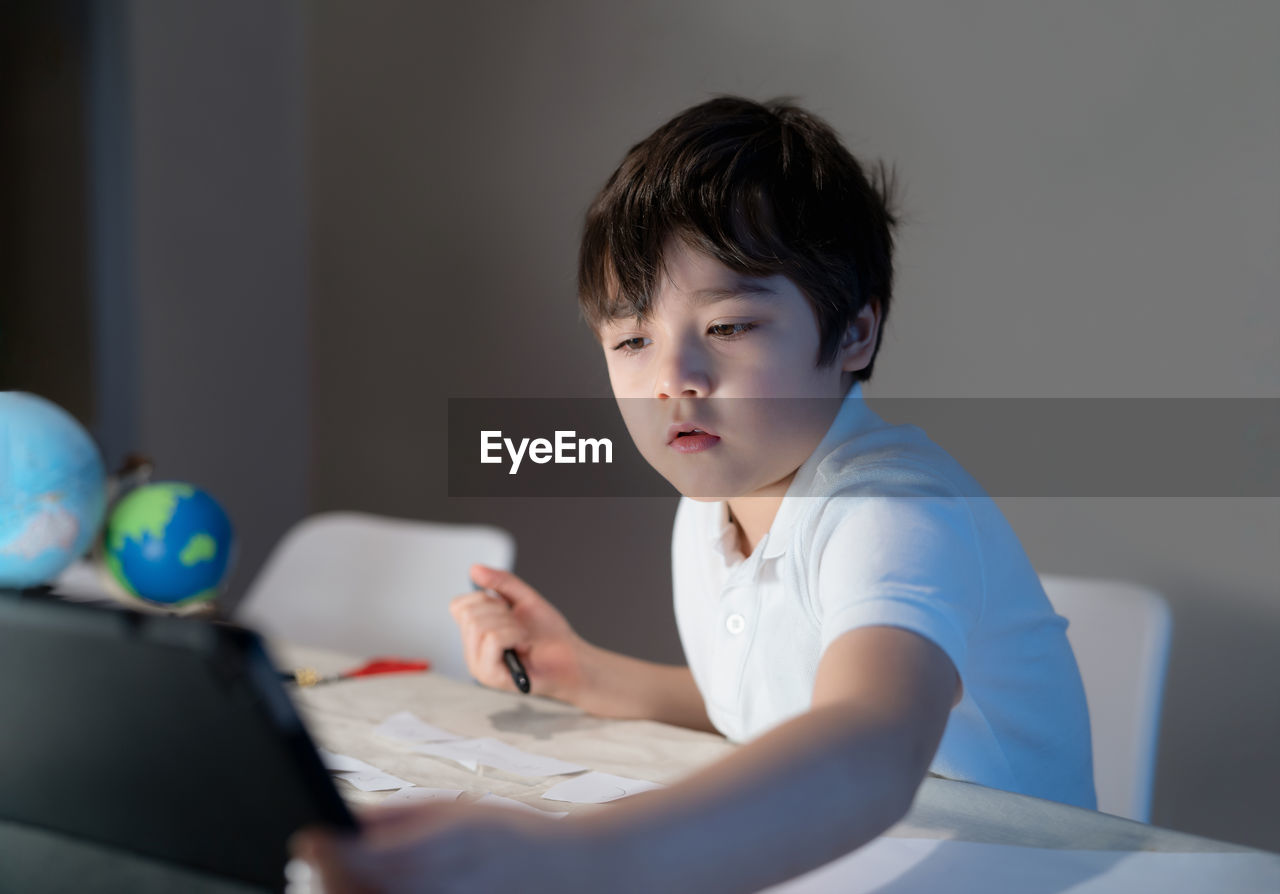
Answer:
[
  {"left": 454, "top": 604, "right": 526, "bottom": 645},
  {"left": 478, "top": 630, "right": 520, "bottom": 684},
  {"left": 449, "top": 591, "right": 480, "bottom": 619},
  {"left": 355, "top": 803, "right": 454, "bottom": 840},
  {"left": 358, "top": 803, "right": 465, "bottom": 850},
  {"left": 486, "top": 624, "right": 528, "bottom": 655},
  {"left": 290, "top": 829, "right": 375, "bottom": 894},
  {"left": 450, "top": 593, "right": 512, "bottom": 627},
  {"left": 470, "top": 565, "right": 543, "bottom": 608}
]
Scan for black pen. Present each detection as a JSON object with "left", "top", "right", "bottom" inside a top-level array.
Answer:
[{"left": 473, "top": 581, "right": 531, "bottom": 694}]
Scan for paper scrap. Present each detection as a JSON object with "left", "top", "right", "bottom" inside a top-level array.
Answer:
[
  {"left": 541, "top": 770, "right": 663, "bottom": 804},
  {"left": 318, "top": 749, "right": 379, "bottom": 775},
  {"left": 336, "top": 770, "right": 414, "bottom": 792},
  {"left": 318, "top": 748, "right": 413, "bottom": 791},
  {"left": 413, "top": 737, "right": 586, "bottom": 778},
  {"left": 475, "top": 793, "right": 568, "bottom": 819},
  {"left": 373, "top": 711, "right": 463, "bottom": 744},
  {"left": 382, "top": 787, "right": 464, "bottom": 805}
]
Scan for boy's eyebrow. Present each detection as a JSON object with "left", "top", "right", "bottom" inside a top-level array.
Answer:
[
  {"left": 688, "top": 281, "right": 778, "bottom": 304},
  {"left": 595, "top": 280, "right": 779, "bottom": 335}
]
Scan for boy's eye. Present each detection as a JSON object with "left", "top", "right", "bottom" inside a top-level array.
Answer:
[
  {"left": 708, "top": 322, "right": 757, "bottom": 339},
  {"left": 612, "top": 336, "right": 652, "bottom": 353}
]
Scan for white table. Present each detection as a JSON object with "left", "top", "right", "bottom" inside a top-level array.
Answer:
[
  {"left": 276, "top": 644, "right": 1280, "bottom": 891},
  {"left": 3, "top": 628, "right": 1275, "bottom": 894}
]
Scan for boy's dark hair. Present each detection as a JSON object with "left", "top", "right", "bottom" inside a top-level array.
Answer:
[{"left": 578, "top": 95, "right": 898, "bottom": 382}]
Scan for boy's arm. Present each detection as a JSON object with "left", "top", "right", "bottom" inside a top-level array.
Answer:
[
  {"left": 587, "top": 625, "right": 959, "bottom": 893},
  {"left": 572, "top": 642, "right": 716, "bottom": 733}
]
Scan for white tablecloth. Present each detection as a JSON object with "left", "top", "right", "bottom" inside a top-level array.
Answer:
[{"left": 273, "top": 643, "right": 1264, "bottom": 855}]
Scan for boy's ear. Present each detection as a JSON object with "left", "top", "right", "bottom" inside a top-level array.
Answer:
[{"left": 839, "top": 299, "right": 881, "bottom": 373}]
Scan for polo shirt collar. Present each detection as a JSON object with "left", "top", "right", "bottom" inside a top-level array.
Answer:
[
  {"left": 706, "top": 383, "right": 881, "bottom": 565},
  {"left": 758, "top": 381, "right": 879, "bottom": 560},
  {"left": 711, "top": 503, "right": 743, "bottom": 562}
]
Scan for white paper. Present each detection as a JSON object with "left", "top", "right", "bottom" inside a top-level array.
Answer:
[
  {"left": 336, "top": 770, "right": 414, "bottom": 792},
  {"left": 382, "top": 787, "right": 464, "bottom": 805},
  {"left": 474, "top": 793, "right": 568, "bottom": 819},
  {"left": 762, "top": 837, "right": 1280, "bottom": 894},
  {"left": 317, "top": 748, "right": 379, "bottom": 775},
  {"left": 541, "top": 770, "right": 663, "bottom": 804},
  {"left": 318, "top": 748, "right": 414, "bottom": 791},
  {"left": 412, "top": 737, "right": 586, "bottom": 777},
  {"left": 373, "top": 711, "right": 463, "bottom": 744}
]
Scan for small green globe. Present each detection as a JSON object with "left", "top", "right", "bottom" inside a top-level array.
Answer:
[{"left": 103, "top": 481, "right": 234, "bottom": 607}]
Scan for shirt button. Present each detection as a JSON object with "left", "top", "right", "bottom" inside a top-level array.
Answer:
[{"left": 725, "top": 613, "right": 746, "bottom": 635}]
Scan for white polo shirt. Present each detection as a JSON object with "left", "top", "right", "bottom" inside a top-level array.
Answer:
[{"left": 671, "top": 383, "right": 1097, "bottom": 809}]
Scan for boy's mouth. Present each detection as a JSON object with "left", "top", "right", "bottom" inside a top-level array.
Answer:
[{"left": 666, "top": 422, "right": 720, "bottom": 447}]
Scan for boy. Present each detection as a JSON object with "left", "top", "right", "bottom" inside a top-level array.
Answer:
[{"left": 295, "top": 96, "right": 1095, "bottom": 893}]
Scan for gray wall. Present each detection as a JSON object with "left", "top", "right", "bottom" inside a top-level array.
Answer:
[
  {"left": 306, "top": 1, "right": 1280, "bottom": 850},
  {"left": 97, "top": 0, "right": 309, "bottom": 600}
]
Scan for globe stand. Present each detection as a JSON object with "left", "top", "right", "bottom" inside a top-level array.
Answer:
[
  {"left": 102, "top": 568, "right": 223, "bottom": 618},
  {"left": 57, "top": 549, "right": 225, "bottom": 618}
]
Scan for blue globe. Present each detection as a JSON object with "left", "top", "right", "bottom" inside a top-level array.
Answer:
[
  {"left": 103, "top": 481, "right": 235, "bottom": 607},
  {"left": 0, "top": 392, "right": 107, "bottom": 588}
]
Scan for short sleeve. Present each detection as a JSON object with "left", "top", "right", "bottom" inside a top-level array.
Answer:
[{"left": 812, "top": 493, "right": 986, "bottom": 683}]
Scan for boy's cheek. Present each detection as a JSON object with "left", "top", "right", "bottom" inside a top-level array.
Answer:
[
  {"left": 613, "top": 397, "right": 670, "bottom": 458},
  {"left": 603, "top": 358, "right": 646, "bottom": 401}
]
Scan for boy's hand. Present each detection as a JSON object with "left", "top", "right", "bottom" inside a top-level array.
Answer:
[
  {"left": 291, "top": 803, "right": 612, "bottom": 894},
  {"left": 451, "top": 564, "right": 587, "bottom": 704}
]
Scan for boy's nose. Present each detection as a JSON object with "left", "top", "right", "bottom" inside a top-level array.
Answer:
[
  {"left": 655, "top": 352, "right": 711, "bottom": 399},
  {"left": 657, "top": 383, "right": 707, "bottom": 399}
]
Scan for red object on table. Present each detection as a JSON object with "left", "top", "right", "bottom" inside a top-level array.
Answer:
[
  {"left": 341, "top": 657, "right": 431, "bottom": 679},
  {"left": 284, "top": 656, "right": 432, "bottom": 687}
]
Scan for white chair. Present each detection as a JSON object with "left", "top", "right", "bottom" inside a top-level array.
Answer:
[
  {"left": 235, "top": 512, "right": 515, "bottom": 681},
  {"left": 1039, "top": 574, "right": 1173, "bottom": 822}
]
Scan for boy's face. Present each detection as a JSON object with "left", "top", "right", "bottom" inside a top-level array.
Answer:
[{"left": 597, "top": 238, "right": 879, "bottom": 501}]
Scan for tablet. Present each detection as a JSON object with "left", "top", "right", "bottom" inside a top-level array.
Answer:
[{"left": 0, "top": 589, "right": 356, "bottom": 892}]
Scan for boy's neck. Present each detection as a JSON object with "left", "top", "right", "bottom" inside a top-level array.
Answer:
[{"left": 726, "top": 473, "right": 795, "bottom": 557}]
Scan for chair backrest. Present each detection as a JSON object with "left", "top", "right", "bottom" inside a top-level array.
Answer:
[
  {"left": 235, "top": 512, "right": 515, "bottom": 681},
  {"left": 1039, "top": 574, "right": 1173, "bottom": 822}
]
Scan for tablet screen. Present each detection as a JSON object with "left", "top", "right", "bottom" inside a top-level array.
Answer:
[{"left": 0, "top": 590, "right": 356, "bottom": 891}]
